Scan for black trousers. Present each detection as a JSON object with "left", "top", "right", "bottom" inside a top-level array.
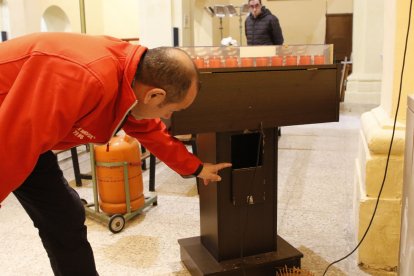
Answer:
[{"left": 13, "top": 151, "right": 97, "bottom": 276}]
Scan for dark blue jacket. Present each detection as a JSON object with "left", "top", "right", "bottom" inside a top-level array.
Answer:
[{"left": 245, "top": 7, "right": 284, "bottom": 45}]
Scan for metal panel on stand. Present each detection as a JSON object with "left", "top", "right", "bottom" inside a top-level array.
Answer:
[{"left": 171, "top": 65, "right": 339, "bottom": 135}]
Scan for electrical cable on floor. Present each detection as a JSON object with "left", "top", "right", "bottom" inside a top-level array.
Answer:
[
  {"left": 240, "top": 122, "right": 265, "bottom": 276},
  {"left": 323, "top": 1, "right": 413, "bottom": 274}
]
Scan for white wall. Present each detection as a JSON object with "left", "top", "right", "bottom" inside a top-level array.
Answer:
[
  {"left": 172, "top": 0, "right": 194, "bottom": 46},
  {"left": 84, "top": 0, "right": 103, "bottom": 35},
  {"left": 193, "top": 0, "right": 215, "bottom": 46},
  {"left": 137, "top": 0, "right": 172, "bottom": 47},
  {"left": 1, "top": 0, "right": 82, "bottom": 38},
  {"left": 5, "top": 0, "right": 32, "bottom": 38},
  {"left": 2, "top": 0, "right": 353, "bottom": 47},
  {"left": 196, "top": 0, "right": 353, "bottom": 46},
  {"left": 101, "top": 0, "right": 139, "bottom": 39},
  {"left": 0, "top": 0, "right": 11, "bottom": 37}
]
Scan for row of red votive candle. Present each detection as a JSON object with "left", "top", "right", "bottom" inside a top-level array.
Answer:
[{"left": 193, "top": 55, "right": 326, "bottom": 68}]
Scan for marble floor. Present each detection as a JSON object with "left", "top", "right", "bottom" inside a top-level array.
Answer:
[{"left": 0, "top": 103, "right": 392, "bottom": 276}]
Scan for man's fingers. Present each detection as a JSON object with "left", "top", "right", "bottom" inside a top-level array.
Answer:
[
  {"left": 199, "top": 163, "right": 232, "bottom": 185},
  {"left": 215, "top": 163, "right": 232, "bottom": 171},
  {"left": 209, "top": 163, "right": 231, "bottom": 181}
]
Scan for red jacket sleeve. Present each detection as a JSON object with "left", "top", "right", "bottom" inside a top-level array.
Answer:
[
  {"left": 0, "top": 55, "right": 103, "bottom": 202},
  {"left": 122, "top": 116, "right": 202, "bottom": 176}
]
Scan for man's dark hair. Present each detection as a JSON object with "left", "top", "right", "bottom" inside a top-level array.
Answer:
[
  {"left": 134, "top": 47, "right": 198, "bottom": 104},
  {"left": 248, "top": 0, "right": 262, "bottom": 4}
]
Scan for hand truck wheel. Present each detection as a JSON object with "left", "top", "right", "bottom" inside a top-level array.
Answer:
[{"left": 109, "top": 214, "right": 125, "bottom": 234}]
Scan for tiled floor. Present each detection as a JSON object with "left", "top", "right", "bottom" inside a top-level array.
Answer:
[{"left": 0, "top": 104, "right": 388, "bottom": 276}]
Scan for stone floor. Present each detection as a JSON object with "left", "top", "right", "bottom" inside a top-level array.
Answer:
[{"left": 0, "top": 103, "right": 392, "bottom": 276}]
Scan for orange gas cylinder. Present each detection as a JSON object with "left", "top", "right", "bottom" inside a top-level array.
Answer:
[{"left": 94, "top": 135, "right": 145, "bottom": 214}]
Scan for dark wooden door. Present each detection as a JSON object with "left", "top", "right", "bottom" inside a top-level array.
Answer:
[{"left": 326, "top": 13, "right": 353, "bottom": 62}]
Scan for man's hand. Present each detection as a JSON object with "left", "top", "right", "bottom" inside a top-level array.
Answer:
[{"left": 197, "top": 163, "right": 232, "bottom": 185}]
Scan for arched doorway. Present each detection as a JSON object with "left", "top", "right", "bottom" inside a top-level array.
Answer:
[{"left": 41, "top": 5, "right": 71, "bottom": 32}]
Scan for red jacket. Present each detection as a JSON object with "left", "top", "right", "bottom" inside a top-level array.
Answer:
[{"left": 0, "top": 32, "right": 201, "bottom": 203}]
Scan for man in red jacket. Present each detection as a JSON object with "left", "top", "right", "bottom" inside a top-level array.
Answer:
[{"left": 0, "top": 32, "right": 231, "bottom": 275}]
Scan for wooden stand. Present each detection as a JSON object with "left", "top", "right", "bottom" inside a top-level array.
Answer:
[
  {"left": 171, "top": 65, "right": 340, "bottom": 275},
  {"left": 179, "top": 236, "right": 302, "bottom": 276}
]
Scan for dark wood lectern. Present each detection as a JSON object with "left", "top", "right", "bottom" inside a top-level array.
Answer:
[{"left": 170, "top": 64, "right": 340, "bottom": 276}]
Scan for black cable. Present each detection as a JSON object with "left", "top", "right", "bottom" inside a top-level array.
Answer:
[
  {"left": 323, "top": 1, "right": 413, "bottom": 274},
  {"left": 240, "top": 122, "right": 265, "bottom": 275}
]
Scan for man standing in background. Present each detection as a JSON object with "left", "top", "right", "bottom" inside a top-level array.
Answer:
[
  {"left": 245, "top": 0, "right": 284, "bottom": 136},
  {"left": 245, "top": 0, "right": 284, "bottom": 45}
]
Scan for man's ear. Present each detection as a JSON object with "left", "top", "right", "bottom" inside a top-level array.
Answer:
[{"left": 143, "top": 88, "right": 166, "bottom": 104}]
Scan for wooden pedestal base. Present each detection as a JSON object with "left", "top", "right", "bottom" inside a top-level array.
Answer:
[{"left": 179, "top": 236, "right": 303, "bottom": 276}]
